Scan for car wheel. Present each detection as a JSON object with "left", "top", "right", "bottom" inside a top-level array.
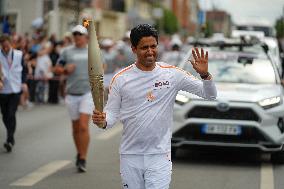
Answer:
[{"left": 271, "top": 151, "right": 284, "bottom": 164}]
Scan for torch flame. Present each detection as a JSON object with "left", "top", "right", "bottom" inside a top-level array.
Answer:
[{"left": 83, "top": 19, "right": 90, "bottom": 28}]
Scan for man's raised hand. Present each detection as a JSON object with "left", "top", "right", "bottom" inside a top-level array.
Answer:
[{"left": 189, "top": 47, "right": 209, "bottom": 75}]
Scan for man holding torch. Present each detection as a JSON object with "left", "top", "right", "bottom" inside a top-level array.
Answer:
[{"left": 92, "top": 24, "right": 217, "bottom": 188}]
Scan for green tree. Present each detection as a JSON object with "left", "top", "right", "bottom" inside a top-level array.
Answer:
[
  {"left": 275, "top": 17, "right": 284, "bottom": 38},
  {"left": 162, "top": 8, "right": 179, "bottom": 35},
  {"left": 151, "top": 2, "right": 179, "bottom": 35},
  {"left": 204, "top": 21, "right": 213, "bottom": 37}
]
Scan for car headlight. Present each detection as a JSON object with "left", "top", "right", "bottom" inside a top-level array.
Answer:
[
  {"left": 175, "top": 94, "right": 190, "bottom": 105},
  {"left": 258, "top": 96, "right": 281, "bottom": 109}
]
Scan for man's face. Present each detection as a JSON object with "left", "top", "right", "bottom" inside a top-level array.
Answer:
[
  {"left": 0, "top": 40, "right": 12, "bottom": 54},
  {"left": 72, "top": 32, "right": 88, "bottom": 47},
  {"left": 132, "top": 36, "right": 158, "bottom": 68}
]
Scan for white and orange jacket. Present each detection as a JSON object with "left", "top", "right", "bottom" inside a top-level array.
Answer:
[{"left": 105, "top": 62, "right": 217, "bottom": 155}]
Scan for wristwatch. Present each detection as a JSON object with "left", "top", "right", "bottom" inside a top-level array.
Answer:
[{"left": 200, "top": 72, "right": 211, "bottom": 80}]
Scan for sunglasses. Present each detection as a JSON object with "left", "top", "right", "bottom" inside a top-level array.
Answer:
[{"left": 73, "top": 32, "right": 83, "bottom": 36}]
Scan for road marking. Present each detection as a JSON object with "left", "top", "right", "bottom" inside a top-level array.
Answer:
[
  {"left": 10, "top": 160, "right": 71, "bottom": 186},
  {"left": 96, "top": 125, "right": 122, "bottom": 140},
  {"left": 260, "top": 163, "right": 274, "bottom": 189}
]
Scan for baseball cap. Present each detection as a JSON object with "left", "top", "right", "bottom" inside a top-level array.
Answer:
[
  {"left": 101, "top": 38, "right": 114, "bottom": 47},
  {"left": 71, "top": 25, "right": 88, "bottom": 35}
]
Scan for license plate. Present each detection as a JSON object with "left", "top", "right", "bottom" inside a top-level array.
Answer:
[{"left": 202, "top": 124, "right": 241, "bottom": 135}]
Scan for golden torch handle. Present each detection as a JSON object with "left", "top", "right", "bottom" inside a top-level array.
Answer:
[
  {"left": 89, "top": 75, "right": 104, "bottom": 111},
  {"left": 83, "top": 19, "right": 105, "bottom": 128}
]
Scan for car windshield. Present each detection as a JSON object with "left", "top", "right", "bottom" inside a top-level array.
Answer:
[
  {"left": 183, "top": 51, "right": 277, "bottom": 84},
  {"left": 236, "top": 25, "right": 274, "bottom": 37},
  {"left": 209, "top": 45, "right": 268, "bottom": 58}
]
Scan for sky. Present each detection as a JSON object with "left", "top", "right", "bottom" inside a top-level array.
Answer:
[{"left": 199, "top": 0, "right": 284, "bottom": 25}]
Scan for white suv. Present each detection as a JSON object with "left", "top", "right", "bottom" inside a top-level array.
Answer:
[{"left": 172, "top": 42, "right": 284, "bottom": 163}]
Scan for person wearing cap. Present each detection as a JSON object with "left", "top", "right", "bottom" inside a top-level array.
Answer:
[
  {"left": 54, "top": 25, "right": 93, "bottom": 172},
  {"left": 100, "top": 38, "right": 117, "bottom": 74},
  {"left": 160, "top": 35, "right": 185, "bottom": 66}
]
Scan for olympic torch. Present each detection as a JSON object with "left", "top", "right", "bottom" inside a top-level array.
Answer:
[{"left": 83, "top": 19, "right": 105, "bottom": 128}]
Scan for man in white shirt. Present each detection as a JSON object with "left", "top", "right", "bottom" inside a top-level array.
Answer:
[
  {"left": 92, "top": 24, "right": 217, "bottom": 189},
  {"left": 0, "top": 34, "right": 27, "bottom": 152}
]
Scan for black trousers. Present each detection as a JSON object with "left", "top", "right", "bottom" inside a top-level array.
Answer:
[
  {"left": 0, "top": 93, "right": 21, "bottom": 144},
  {"left": 48, "top": 79, "right": 59, "bottom": 104},
  {"left": 27, "top": 79, "right": 36, "bottom": 102}
]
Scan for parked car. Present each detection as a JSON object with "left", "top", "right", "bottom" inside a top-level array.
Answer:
[{"left": 172, "top": 41, "right": 284, "bottom": 163}]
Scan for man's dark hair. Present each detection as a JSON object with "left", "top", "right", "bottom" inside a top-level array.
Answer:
[
  {"left": 0, "top": 34, "right": 11, "bottom": 43},
  {"left": 130, "top": 24, "right": 158, "bottom": 47}
]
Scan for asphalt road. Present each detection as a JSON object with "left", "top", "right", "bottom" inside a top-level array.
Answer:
[{"left": 0, "top": 104, "right": 284, "bottom": 189}]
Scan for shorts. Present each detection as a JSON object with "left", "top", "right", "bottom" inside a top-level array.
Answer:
[
  {"left": 120, "top": 153, "right": 172, "bottom": 189},
  {"left": 65, "top": 92, "right": 94, "bottom": 120}
]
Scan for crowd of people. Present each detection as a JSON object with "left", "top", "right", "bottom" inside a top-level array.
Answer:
[{"left": 0, "top": 28, "right": 191, "bottom": 109}]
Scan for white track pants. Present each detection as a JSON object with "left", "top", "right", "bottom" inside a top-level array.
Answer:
[{"left": 120, "top": 153, "right": 172, "bottom": 189}]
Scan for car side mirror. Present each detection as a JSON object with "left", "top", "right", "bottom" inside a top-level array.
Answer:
[{"left": 261, "top": 44, "right": 269, "bottom": 54}]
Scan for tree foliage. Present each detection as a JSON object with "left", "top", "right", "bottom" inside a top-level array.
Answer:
[
  {"left": 152, "top": 2, "right": 179, "bottom": 35},
  {"left": 275, "top": 17, "right": 284, "bottom": 38},
  {"left": 162, "top": 8, "right": 179, "bottom": 35},
  {"left": 204, "top": 21, "right": 214, "bottom": 37}
]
